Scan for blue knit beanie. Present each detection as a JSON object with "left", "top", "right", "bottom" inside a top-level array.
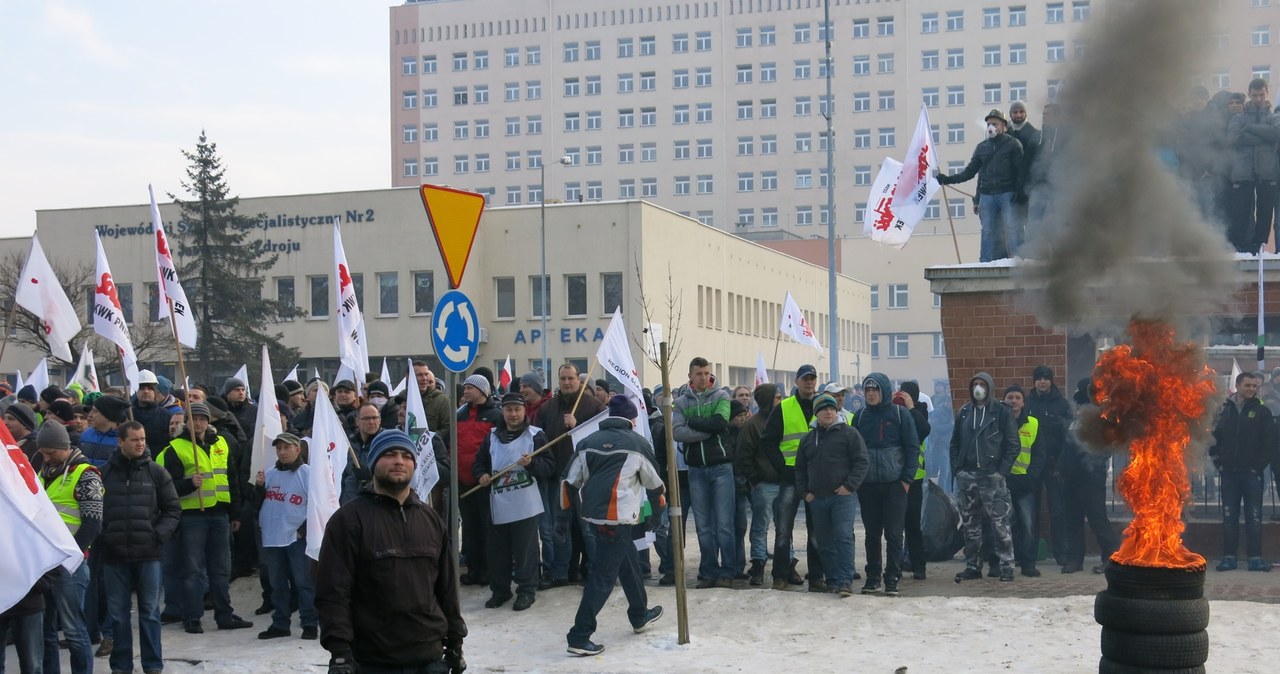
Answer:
[{"left": 366, "top": 429, "right": 417, "bottom": 467}]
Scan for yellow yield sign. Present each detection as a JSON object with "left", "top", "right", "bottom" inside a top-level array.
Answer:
[{"left": 419, "top": 184, "right": 486, "bottom": 289}]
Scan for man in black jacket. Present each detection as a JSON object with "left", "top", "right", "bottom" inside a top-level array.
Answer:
[
  {"left": 1209, "top": 371, "right": 1277, "bottom": 572},
  {"left": 796, "top": 394, "right": 870, "bottom": 598},
  {"left": 950, "top": 372, "right": 1020, "bottom": 582},
  {"left": 1025, "top": 365, "right": 1073, "bottom": 567},
  {"left": 937, "top": 108, "right": 1026, "bottom": 261},
  {"left": 100, "top": 421, "right": 181, "bottom": 674},
  {"left": 317, "top": 430, "right": 467, "bottom": 674}
]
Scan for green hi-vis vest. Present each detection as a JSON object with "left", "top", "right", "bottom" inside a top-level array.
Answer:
[
  {"left": 780, "top": 397, "right": 810, "bottom": 467},
  {"left": 1011, "top": 416, "right": 1039, "bottom": 476},
  {"left": 159, "top": 436, "right": 232, "bottom": 510},
  {"left": 44, "top": 463, "right": 93, "bottom": 534},
  {"left": 914, "top": 441, "right": 927, "bottom": 480}
]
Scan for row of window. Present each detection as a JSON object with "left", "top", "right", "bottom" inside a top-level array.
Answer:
[
  {"left": 735, "top": 199, "right": 968, "bottom": 229},
  {"left": 870, "top": 333, "right": 947, "bottom": 360},
  {"left": 400, "top": 3, "right": 1094, "bottom": 76},
  {"left": 868, "top": 284, "right": 944, "bottom": 311},
  {"left": 496, "top": 273, "right": 624, "bottom": 320},
  {"left": 694, "top": 285, "right": 869, "bottom": 354}
]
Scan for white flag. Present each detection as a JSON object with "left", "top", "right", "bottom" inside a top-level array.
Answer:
[
  {"left": 92, "top": 233, "right": 140, "bottom": 392},
  {"left": 380, "top": 358, "right": 391, "bottom": 386},
  {"left": 150, "top": 185, "right": 197, "bottom": 348},
  {"left": 891, "top": 105, "right": 942, "bottom": 212},
  {"left": 333, "top": 225, "right": 369, "bottom": 384},
  {"left": 72, "top": 344, "right": 98, "bottom": 393},
  {"left": 232, "top": 364, "right": 252, "bottom": 402},
  {"left": 755, "top": 352, "right": 770, "bottom": 386},
  {"left": 1229, "top": 358, "right": 1243, "bottom": 394},
  {"left": 333, "top": 362, "right": 354, "bottom": 387},
  {"left": 13, "top": 235, "right": 81, "bottom": 363},
  {"left": 595, "top": 308, "right": 651, "bottom": 440},
  {"left": 864, "top": 157, "right": 931, "bottom": 250},
  {"left": 248, "top": 345, "right": 284, "bottom": 485},
  {"left": 305, "top": 392, "right": 349, "bottom": 561},
  {"left": 14, "top": 371, "right": 22, "bottom": 391},
  {"left": 26, "top": 358, "right": 49, "bottom": 394},
  {"left": 405, "top": 358, "right": 441, "bottom": 499},
  {"left": 568, "top": 409, "right": 609, "bottom": 446},
  {"left": 0, "top": 424, "right": 83, "bottom": 613},
  {"left": 780, "top": 292, "right": 823, "bottom": 355},
  {"left": 284, "top": 365, "right": 300, "bottom": 383},
  {"left": 391, "top": 376, "right": 407, "bottom": 397},
  {"left": 499, "top": 354, "right": 513, "bottom": 393}
]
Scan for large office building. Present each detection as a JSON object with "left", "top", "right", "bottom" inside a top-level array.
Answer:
[
  {"left": 388, "top": 0, "right": 1271, "bottom": 390},
  {"left": 6, "top": 194, "right": 869, "bottom": 391}
]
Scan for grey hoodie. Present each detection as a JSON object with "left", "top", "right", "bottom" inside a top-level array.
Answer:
[{"left": 948, "top": 372, "right": 1019, "bottom": 475}]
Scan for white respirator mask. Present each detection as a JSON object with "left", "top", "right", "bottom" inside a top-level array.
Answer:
[{"left": 972, "top": 385, "right": 988, "bottom": 401}]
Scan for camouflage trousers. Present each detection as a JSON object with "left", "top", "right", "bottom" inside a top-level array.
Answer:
[{"left": 956, "top": 470, "right": 1014, "bottom": 569}]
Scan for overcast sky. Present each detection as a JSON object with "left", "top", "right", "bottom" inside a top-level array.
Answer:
[{"left": 0, "top": 0, "right": 390, "bottom": 238}]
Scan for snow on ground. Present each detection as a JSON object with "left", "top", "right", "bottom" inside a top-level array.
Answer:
[{"left": 13, "top": 563, "right": 1277, "bottom": 674}]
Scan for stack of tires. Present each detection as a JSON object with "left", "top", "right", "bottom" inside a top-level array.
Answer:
[{"left": 1094, "top": 564, "right": 1210, "bottom": 673}]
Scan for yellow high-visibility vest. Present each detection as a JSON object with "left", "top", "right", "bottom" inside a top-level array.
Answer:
[
  {"left": 158, "top": 436, "right": 231, "bottom": 510},
  {"left": 44, "top": 463, "right": 93, "bottom": 534},
  {"left": 1011, "top": 416, "right": 1039, "bottom": 476},
  {"left": 779, "top": 397, "right": 810, "bottom": 467}
]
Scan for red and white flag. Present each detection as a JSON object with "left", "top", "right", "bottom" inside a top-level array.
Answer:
[
  {"left": 248, "top": 345, "right": 284, "bottom": 485},
  {"left": 891, "top": 104, "right": 942, "bottom": 213},
  {"left": 333, "top": 225, "right": 369, "bottom": 384},
  {"left": 150, "top": 185, "right": 197, "bottom": 348},
  {"left": 499, "top": 355, "right": 513, "bottom": 393},
  {"left": 92, "top": 233, "right": 140, "bottom": 391},
  {"left": 13, "top": 235, "right": 82, "bottom": 362},
  {"left": 404, "top": 359, "right": 440, "bottom": 500},
  {"left": 755, "top": 352, "right": 770, "bottom": 387},
  {"left": 595, "top": 308, "right": 651, "bottom": 440},
  {"left": 305, "top": 391, "right": 349, "bottom": 561},
  {"left": 780, "top": 292, "right": 823, "bottom": 355},
  {"left": 71, "top": 344, "right": 99, "bottom": 393},
  {"left": 0, "top": 423, "right": 83, "bottom": 613},
  {"left": 864, "top": 157, "right": 931, "bottom": 250}
]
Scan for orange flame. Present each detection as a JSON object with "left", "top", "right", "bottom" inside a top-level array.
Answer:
[{"left": 1091, "top": 320, "right": 1211, "bottom": 570}]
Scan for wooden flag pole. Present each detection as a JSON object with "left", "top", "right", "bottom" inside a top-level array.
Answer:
[
  {"left": 166, "top": 301, "right": 204, "bottom": 512},
  {"left": 939, "top": 184, "right": 964, "bottom": 264}
]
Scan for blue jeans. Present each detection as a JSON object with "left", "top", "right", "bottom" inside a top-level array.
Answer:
[
  {"left": 734, "top": 492, "right": 750, "bottom": 573},
  {"left": 102, "top": 560, "right": 162, "bottom": 674},
  {"left": 748, "top": 483, "right": 780, "bottom": 562},
  {"left": 43, "top": 561, "right": 90, "bottom": 674},
  {"left": 538, "top": 480, "right": 569, "bottom": 580},
  {"left": 1008, "top": 475, "right": 1040, "bottom": 568},
  {"left": 977, "top": 191, "right": 1020, "bottom": 261},
  {"left": 772, "top": 483, "right": 823, "bottom": 581},
  {"left": 1220, "top": 470, "right": 1265, "bottom": 559},
  {"left": 688, "top": 463, "right": 737, "bottom": 581},
  {"left": 262, "top": 540, "right": 317, "bottom": 631},
  {"left": 83, "top": 552, "right": 110, "bottom": 644},
  {"left": 179, "top": 512, "right": 234, "bottom": 624},
  {"left": 566, "top": 524, "right": 648, "bottom": 647},
  {"left": 807, "top": 493, "right": 858, "bottom": 587},
  {"left": 0, "top": 610, "right": 44, "bottom": 674}
]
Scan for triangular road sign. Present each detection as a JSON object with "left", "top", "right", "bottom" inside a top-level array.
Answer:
[{"left": 419, "top": 184, "right": 486, "bottom": 289}]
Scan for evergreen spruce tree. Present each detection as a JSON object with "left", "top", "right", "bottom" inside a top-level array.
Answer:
[{"left": 171, "top": 131, "right": 300, "bottom": 383}]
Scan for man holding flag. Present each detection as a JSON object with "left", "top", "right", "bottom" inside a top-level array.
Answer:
[{"left": 936, "top": 108, "right": 1027, "bottom": 261}]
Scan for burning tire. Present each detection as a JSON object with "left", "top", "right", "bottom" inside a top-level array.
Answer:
[
  {"left": 1099, "top": 628, "right": 1209, "bottom": 669},
  {"left": 1094, "top": 592, "right": 1210, "bottom": 634},
  {"left": 1103, "top": 563, "right": 1204, "bottom": 601},
  {"left": 1097, "top": 657, "right": 1205, "bottom": 674}
]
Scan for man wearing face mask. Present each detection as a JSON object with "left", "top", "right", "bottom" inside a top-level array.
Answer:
[
  {"left": 949, "top": 372, "right": 1020, "bottom": 583},
  {"left": 936, "top": 109, "right": 1026, "bottom": 262}
]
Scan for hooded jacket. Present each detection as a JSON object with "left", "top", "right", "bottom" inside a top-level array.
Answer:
[
  {"left": 455, "top": 398, "right": 503, "bottom": 488},
  {"left": 1026, "top": 381, "right": 1073, "bottom": 470},
  {"left": 98, "top": 448, "right": 181, "bottom": 562},
  {"left": 132, "top": 393, "right": 183, "bottom": 455},
  {"left": 735, "top": 385, "right": 781, "bottom": 486},
  {"left": 671, "top": 384, "right": 732, "bottom": 467},
  {"left": 562, "top": 417, "right": 665, "bottom": 525},
  {"left": 949, "top": 373, "right": 1020, "bottom": 476},
  {"left": 850, "top": 372, "right": 920, "bottom": 484}
]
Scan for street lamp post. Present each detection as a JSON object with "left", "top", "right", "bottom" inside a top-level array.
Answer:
[{"left": 539, "top": 155, "right": 573, "bottom": 380}]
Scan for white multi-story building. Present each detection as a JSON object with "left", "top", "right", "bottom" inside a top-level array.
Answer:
[{"left": 388, "top": 0, "right": 1273, "bottom": 388}]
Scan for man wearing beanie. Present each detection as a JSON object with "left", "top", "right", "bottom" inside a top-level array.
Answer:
[
  {"left": 221, "top": 377, "right": 258, "bottom": 445},
  {"left": 317, "top": 429, "right": 467, "bottom": 674},
  {"left": 1003, "top": 385, "right": 1047, "bottom": 577},
  {"left": 672, "top": 357, "right": 736, "bottom": 589},
  {"left": 457, "top": 373, "right": 504, "bottom": 586},
  {"left": 157, "top": 402, "right": 253, "bottom": 634},
  {"left": 796, "top": 393, "right": 869, "bottom": 598},
  {"left": 1025, "top": 364, "right": 1073, "bottom": 566},
  {"left": 473, "top": 392, "right": 556, "bottom": 611},
  {"left": 4, "top": 403, "right": 39, "bottom": 460},
  {"left": 849, "top": 373, "right": 920, "bottom": 596},
  {"left": 563, "top": 394, "right": 665, "bottom": 656},
  {"left": 37, "top": 420, "right": 103, "bottom": 674},
  {"left": 80, "top": 395, "right": 129, "bottom": 466},
  {"left": 518, "top": 372, "right": 551, "bottom": 422}
]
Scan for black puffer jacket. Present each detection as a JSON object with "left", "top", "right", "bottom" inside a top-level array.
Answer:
[
  {"left": 98, "top": 450, "right": 182, "bottom": 563},
  {"left": 938, "top": 132, "right": 1024, "bottom": 196}
]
